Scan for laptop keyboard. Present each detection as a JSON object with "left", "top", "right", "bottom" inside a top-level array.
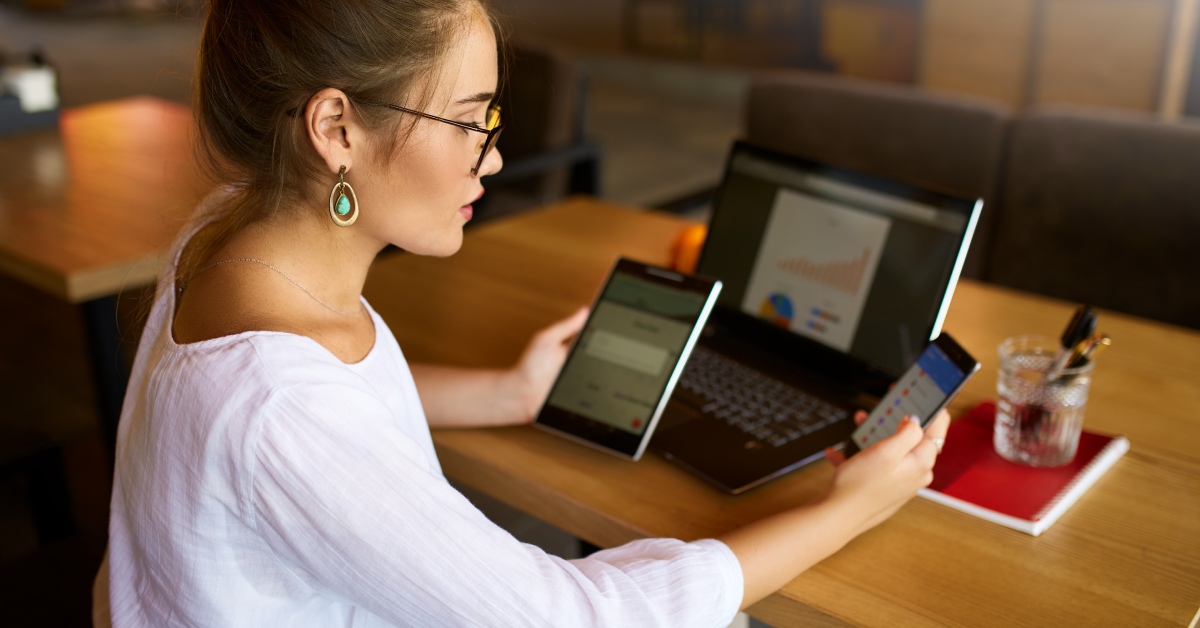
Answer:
[{"left": 676, "top": 346, "right": 850, "bottom": 448}]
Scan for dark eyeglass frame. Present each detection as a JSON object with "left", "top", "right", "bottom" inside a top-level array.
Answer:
[{"left": 361, "top": 101, "right": 503, "bottom": 176}]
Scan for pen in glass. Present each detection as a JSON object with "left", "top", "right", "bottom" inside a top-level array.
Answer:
[
  {"left": 1048, "top": 305, "right": 1096, "bottom": 381},
  {"left": 1067, "top": 334, "right": 1112, "bottom": 369}
]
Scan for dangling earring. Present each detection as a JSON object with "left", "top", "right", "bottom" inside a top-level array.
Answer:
[{"left": 328, "top": 165, "right": 359, "bottom": 227}]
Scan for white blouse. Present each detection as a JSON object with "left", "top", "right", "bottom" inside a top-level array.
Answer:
[{"left": 96, "top": 231, "right": 744, "bottom": 627}]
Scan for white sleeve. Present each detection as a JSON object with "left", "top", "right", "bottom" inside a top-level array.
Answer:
[{"left": 250, "top": 382, "right": 744, "bottom": 627}]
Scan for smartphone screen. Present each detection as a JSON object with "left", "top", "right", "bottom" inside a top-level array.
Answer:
[
  {"left": 845, "top": 334, "right": 979, "bottom": 456},
  {"left": 535, "top": 258, "right": 721, "bottom": 459}
]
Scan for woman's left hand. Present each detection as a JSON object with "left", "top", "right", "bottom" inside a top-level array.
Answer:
[
  {"left": 509, "top": 307, "right": 588, "bottom": 422},
  {"left": 411, "top": 308, "right": 587, "bottom": 429}
]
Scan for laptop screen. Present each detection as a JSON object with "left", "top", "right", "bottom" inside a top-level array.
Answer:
[{"left": 698, "top": 142, "right": 980, "bottom": 378}]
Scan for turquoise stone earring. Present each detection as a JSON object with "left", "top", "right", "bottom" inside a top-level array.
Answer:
[{"left": 328, "top": 165, "right": 359, "bottom": 227}]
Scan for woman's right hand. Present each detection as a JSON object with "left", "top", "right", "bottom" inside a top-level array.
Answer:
[
  {"left": 721, "top": 408, "right": 950, "bottom": 610},
  {"left": 824, "top": 409, "right": 949, "bottom": 537},
  {"left": 721, "top": 408, "right": 951, "bottom": 610}
]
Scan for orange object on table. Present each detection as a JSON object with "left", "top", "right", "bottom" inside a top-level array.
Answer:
[{"left": 669, "top": 224, "right": 707, "bottom": 274}]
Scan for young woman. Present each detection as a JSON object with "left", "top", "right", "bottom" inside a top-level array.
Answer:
[{"left": 95, "top": 0, "right": 948, "bottom": 625}]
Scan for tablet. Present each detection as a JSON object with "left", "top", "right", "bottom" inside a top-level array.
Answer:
[{"left": 534, "top": 257, "right": 722, "bottom": 460}]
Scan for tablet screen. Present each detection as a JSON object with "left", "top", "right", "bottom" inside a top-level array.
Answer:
[{"left": 536, "top": 258, "right": 721, "bottom": 459}]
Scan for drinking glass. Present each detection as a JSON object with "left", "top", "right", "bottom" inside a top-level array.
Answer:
[{"left": 994, "top": 335, "right": 1095, "bottom": 467}]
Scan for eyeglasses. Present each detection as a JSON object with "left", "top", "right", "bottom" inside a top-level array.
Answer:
[{"left": 362, "top": 101, "right": 503, "bottom": 176}]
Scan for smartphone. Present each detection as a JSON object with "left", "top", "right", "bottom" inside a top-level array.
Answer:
[
  {"left": 842, "top": 333, "right": 980, "bottom": 457},
  {"left": 534, "top": 257, "right": 722, "bottom": 460}
]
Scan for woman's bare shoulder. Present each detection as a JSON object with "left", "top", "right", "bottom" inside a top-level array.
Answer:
[
  {"left": 173, "top": 266, "right": 286, "bottom": 343},
  {"left": 173, "top": 268, "right": 374, "bottom": 363}
]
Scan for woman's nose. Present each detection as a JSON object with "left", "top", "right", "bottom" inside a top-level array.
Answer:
[{"left": 478, "top": 146, "right": 503, "bottom": 178}]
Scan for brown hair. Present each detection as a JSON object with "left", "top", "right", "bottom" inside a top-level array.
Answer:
[{"left": 180, "top": 0, "right": 495, "bottom": 288}]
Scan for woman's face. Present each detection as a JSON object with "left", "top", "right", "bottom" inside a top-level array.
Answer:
[{"left": 353, "top": 7, "right": 501, "bottom": 256}]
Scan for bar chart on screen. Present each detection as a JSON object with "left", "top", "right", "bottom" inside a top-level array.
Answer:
[{"left": 776, "top": 248, "right": 872, "bottom": 295}]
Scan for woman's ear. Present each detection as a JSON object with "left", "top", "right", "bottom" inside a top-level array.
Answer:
[{"left": 304, "top": 88, "right": 358, "bottom": 175}]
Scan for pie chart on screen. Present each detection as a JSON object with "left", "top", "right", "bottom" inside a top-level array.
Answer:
[{"left": 759, "top": 293, "right": 794, "bottom": 328}]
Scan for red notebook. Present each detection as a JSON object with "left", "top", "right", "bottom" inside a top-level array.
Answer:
[{"left": 917, "top": 401, "right": 1129, "bottom": 536}]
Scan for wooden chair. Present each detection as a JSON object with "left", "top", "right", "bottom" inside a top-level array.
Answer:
[
  {"left": 986, "top": 108, "right": 1200, "bottom": 330},
  {"left": 743, "top": 71, "right": 1011, "bottom": 278}
]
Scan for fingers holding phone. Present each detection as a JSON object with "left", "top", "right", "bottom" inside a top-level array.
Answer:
[
  {"left": 842, "top": 334, "right": 978, "bottom": 458},
  {"left": 825, "top": 415, "right": 935, "bottom": 536},
  {"left": 919, "top": 408, "right": 951, "bottom": 459},
  {"left": 824, "top": 410, "right": 867, "bottom": 466},
  {"left": 827, "top": 404, "right": 950, "bottom": 463}
]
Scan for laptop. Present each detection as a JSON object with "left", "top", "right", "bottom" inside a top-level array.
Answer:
[{"left": 650, "top": 141, "right": 982, "bottom": 493}]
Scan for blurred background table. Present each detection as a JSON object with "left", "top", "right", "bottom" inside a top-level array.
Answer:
[
  {"left": 363, "top": 196, "right": 1200, "bottom": 627},
  {"left": 0, "top": 96, "right": 209, "bottom": 456}
]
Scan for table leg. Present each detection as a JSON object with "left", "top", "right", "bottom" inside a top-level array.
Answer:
[{"left": 80, "top": 296, "right": 130, "bottom": 464}]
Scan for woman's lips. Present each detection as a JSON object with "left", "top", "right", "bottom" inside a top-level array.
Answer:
[{"left": 460, "top": 190, "right": 484, "bottom": 221}]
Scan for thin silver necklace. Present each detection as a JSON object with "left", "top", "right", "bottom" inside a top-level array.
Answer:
[{"left": 185, "top": 257, "right": 363, "bottom": 318}]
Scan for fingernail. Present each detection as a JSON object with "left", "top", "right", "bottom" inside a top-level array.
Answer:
[{"left": 907, "top": 416, "right": 922, "bottom": 427}]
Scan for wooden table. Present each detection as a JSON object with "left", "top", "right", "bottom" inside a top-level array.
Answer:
[
  {"left": 0, "top": 97, "right": 208, "bottom": 452},
  {"left": 363, "top": 197, "right": 1200, "bottom": 627}
]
